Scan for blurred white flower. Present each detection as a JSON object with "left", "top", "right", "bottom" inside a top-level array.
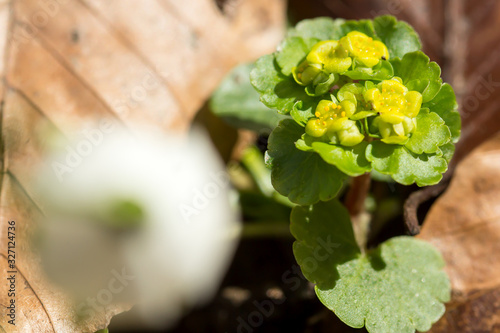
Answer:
[{"left": 36, "top": 122, "right": 240, "bottom": 327}]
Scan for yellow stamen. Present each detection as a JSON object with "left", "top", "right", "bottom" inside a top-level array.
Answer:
[
  {"left": 341, "top": 111, "right": 346, "bottom": 117},
  {"left": 315, "top": 111, "right": 321, "bottom": 117}
]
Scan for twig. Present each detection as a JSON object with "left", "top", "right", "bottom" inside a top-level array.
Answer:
[
  {"left": 344, "top": 173, "right": 371, "bottom": 251},
  {"left": 403, "top": 181, "right": 449, "bottom": 235},
  {"left": 344, "top": 172, "right": 371, "bottom": 217}
]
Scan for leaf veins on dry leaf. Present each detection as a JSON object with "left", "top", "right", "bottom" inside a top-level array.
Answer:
[
  {"left": 419, "top": 133, "right": 500, "bottom": 332},
  {"left": 0, "top": 0, "right": 285, "bottom": 331}
]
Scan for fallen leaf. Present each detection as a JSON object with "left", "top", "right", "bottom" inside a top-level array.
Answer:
[
  {"left": 419, "top": 132, "right": 500, "bottom": 332},
  {"left": 0, "top": 0, "right": 285, "bottom": 331}
]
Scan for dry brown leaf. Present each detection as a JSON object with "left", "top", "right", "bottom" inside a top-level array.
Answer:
[
  {"left": 419, "top": 132, "right": 500, "bottom": 332},
  {"left": 0, "top": 0, "right": 285, "bottom": 331}
]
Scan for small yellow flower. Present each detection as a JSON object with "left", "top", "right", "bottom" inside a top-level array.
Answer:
[
  {"left": 364, "top": 78, "right": 422, "bottom": 124},
  {"left": 340, "top": 31, "right": 389, "bottom": 68},
  {"left": 305, "top": 100, "right": 364, "bottom": 146},
  {"left": 306, "top": 40, "right": 352, "bottom": 74},
  {"left": 292, "top": 60, "right": 323, "bottom": 86},
  {"left": 292, "top": 40, "right": 351, "bottom": 86},
  {"left": 364, "top": 78, "right": 422, "bottom": 144},
  {"left": 374, "top": 116, "right": 417, "bottom": 144}
]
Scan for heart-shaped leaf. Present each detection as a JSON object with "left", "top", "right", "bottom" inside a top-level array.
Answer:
[
  {"left": 311, "top": 141, "right": 371, "bottom": 176},
  {"left": 210, "top": 63, "right": 287, "bottom": 132},
  {"left": 390, "top": 51, "right": 442, "bottom": 103},
  {"left": 291, "top": 200, "right": 450, "bottom": 333},
  {"left": 422, "top": 83, "right": 460, "bottom": 144},
  {"left": 366, "top": 141, "right": 448, "bottom": 186},
  {"left": 373, "top": 15, "right": 422, "bottom": 58},
  {"left": 266, "top": 119, "right": 347, "bottom": 205},
  {"left": 405, "top": 109, "right": 451, "bottom": 155},
  {"left": 251, "top": 54, "right": 314, "bottom": 114}
]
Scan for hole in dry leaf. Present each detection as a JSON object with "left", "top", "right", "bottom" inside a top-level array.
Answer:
[
  {"left": 71, "top": 30, "right": 80, "bottom": 43},
  {"left": 214, "top": 0, "right": 229, "bottom": 13},
  {"left": 214, "top": 0, "right": 238, "bottom": 15}
]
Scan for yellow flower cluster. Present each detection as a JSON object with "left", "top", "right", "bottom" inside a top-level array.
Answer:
[
  {"left": 305, "top": 100, "right": 364, "bottom": 146},
  {"left": 364, "top": 78, "right": 423, "bottom": 144},
  {"left": 305, "top": 78, "right": 423, "bottom": 146},
  {"left": 292, "top": 31, "right": 423, "bottom": 146},
  {"left": 293, "top": 31, "right": 389, "bottom": 86}
]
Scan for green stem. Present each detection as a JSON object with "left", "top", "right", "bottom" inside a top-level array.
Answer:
[{"left": 241, "top": 146, "right": 274, "bottom": 197}]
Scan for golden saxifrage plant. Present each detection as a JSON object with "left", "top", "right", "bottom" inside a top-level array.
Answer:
[{"left": 214, "top": 15, "right": 461, "bottom": 333}]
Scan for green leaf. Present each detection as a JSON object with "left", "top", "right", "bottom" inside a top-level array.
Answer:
[
  {"left": 339, "top": 19, "right": 376, "bottom": 38},
  {"left": 291, "top": 201, "right": 450, "bottom": 333},
  {"left": 290, "top": 200, "right": 360, "bottom": 286},
  {"left": 423, "top": 83, "right": 461, "bottom": 143},
  {"left": 290, "top": 98, "right": 321, "bottom": 126},
  {"left": 317, "top": 236, "right": 450, "bottom": 333},
  {"left": 405, "top": 109, "right": 451, "bottom": 154},
  {"left": 350, "top": 111, "right": 378, "bottom": 121},
  {"left": 251, "top": 54, "right": 312, "bottom": 114},
  {"left": 295, "top": 133, "right": 330, "bottom": 152},
  {"left": 373, "top": 15, "right": 421, "bottom": 58},
  {"left": 391, "top": 51, "right": 442, "bottom": 103},
  {"left": 276, "top": 37, "right": 318, "bottom": 76},
  {"left": 370, "top": 169, "right": 395, "bottom": 183},
  {"left": 311, "top": 141, "right": 371, "bottom": 176},
  {"left": 366, "top": 141, "right": 448, "bottom": 186},
  {"left": 210, "top": 63, "right": 287, "bottom": 132},
  {"left": 288, "top": 17, "right": 346, "bottom": 40},
  {"left": 343, "top": 60, "right": 394, "bottom": 81},
  {"left": 295, "top": 137, "right": 315, "bottom": 152},
  {"left": 305, "top": 73, "right": 338, "bottom": 96},
  {"left": 438, "top": 142, "right": 455, "bottom": 164},
  {"left": 267, "top": 120, "right": 347, "bottom": 205},
  {"left": 286, "top": 17, "right": 377, "bottom": 42}
]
